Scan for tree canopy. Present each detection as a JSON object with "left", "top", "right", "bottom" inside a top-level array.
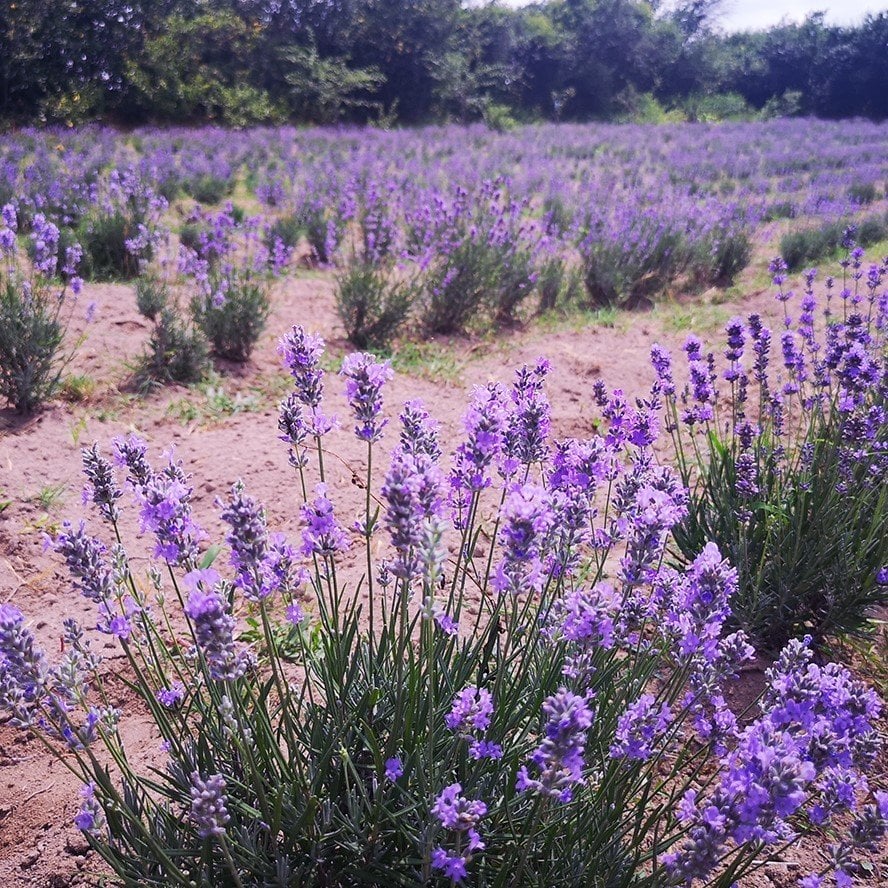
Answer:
[{"left": 1, "top": 0, "right": 886, "bottom": 125}]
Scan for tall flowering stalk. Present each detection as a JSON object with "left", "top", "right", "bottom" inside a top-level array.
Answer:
[{"left": 2, "top": 327, "right": 886, "bottom": 887}]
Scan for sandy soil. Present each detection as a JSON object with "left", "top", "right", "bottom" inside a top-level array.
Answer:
[{"left": 0, "top": 260, "right": 884, "bottom": 885}]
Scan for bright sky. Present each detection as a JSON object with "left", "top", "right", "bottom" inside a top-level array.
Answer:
[
  {"left": 499, "top": 1, "right": 882, "bottom": 32},
  {"left": 717, "top": 0, "right": 880, "bottom": 31}
]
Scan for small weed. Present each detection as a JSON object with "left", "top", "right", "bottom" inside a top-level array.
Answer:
[
  {"left": 60, "top": 374, "right": 97, "bottom": 403},
  {"left": 536, "top": 305, "right": 623, "bottom": 333},
  {"left": 70, "top": 416, "right": 89, "bottom": 446},
  {"left": 167, "top": 376, "right": 261, "bottom": 425},
  {"left": 95, "top": 407, "right": 120, "bottom": 423},
  {"left": 390, "top": 341, "right": 463, "bottom": 382},
  {"left": 30, "top": 482, "right": 67, "bottom": 511},
  {"left": 661, "top": 304, "right": 729, "bottom": 334},
  {"left": 24, "top": 512, "right": 61, "bottom": 535}
]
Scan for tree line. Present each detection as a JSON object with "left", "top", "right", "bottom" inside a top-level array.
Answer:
[{"left": 2, "top": 1, "right": 886, "bottom": 127}]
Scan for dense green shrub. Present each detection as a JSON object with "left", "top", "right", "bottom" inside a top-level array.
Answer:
[
  {"left": 77, "top": 211, "right": 142, "bottom": 280},
  {"left": 781, "top": 215, "right": 888, "bottom": 270},
  {"left": 334, "top": 262, "right": 413, "bottom": 349},
  {"left": 178, "top": 223, "right": 205, "bottom": 254},
  {"left": 264, "top": 213, "right": 305, "bottom": 255},
  {"left": 705, "top": 226, "right": 752, "bottom": 285},
  {"left": 191, "top": 273, "right": 270, "bottom": 362},
  {"left": 779, "top": 220, "right": 845, "bottom": 270},
  {"left": 581, "top": 220, "right": 689, "bottom": 309},
  {"left": 0, "top": 210, "right": 83, "bottom": 412},
  {"left": 135, "top": 278, "right": 209, "bottom": 386},
  {"left": 412, "top": 183, "right": 539, "bottom": 333},
  {"left": 138, "top": 308, "right": 209, "bottom": 386},
  {"left": 184, "top": 174, "right": 232, "bottom": 205},
  {"left": 135, "top": 276, "right": 170, "bottom": 321},
  {"left": 848, "top": 181, "right": 878, "bottom": 205}
]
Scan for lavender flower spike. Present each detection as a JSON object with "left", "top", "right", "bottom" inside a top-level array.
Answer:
[
  {"left": 189, "top": 772, "right": 230, "bottom": 839},
  {"left": 184, "top": 574, "right": 250, "bottom": 681},
  {"left": 340, "top": 352, "right": 394, "bottom": 443},
  {"left": 517, "top": 688, "right": 594, "bottom": 803}
]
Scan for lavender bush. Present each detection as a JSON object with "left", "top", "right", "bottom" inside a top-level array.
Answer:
[
  {"left": 406, "top": 180, "right": 541, "bottom": 333},
  {"left": 2, "top": 326, "right": 887, "bottom": 886},
  {"left": 133, "top": 236, "right": 209, "bottom": 387},
  {"left": 183, "top": 209, "right": 278, "bottom": 363},
  {"left": 0, "top": 205, "right": 86, "bottom": 412},
  {"left": 656, "top": 248, "right": 888, "bottom": 651}
]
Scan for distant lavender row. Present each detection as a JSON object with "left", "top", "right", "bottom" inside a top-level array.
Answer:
[{"left": 2, "top": 119, "right": 885, "bottom": 243}]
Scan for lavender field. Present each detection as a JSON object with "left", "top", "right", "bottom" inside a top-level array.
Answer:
[{"left": 1, "top": 119, "right": 887, "bottom": 887}]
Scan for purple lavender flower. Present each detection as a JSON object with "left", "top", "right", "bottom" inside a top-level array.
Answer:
[
  {"left": 74, "top": 782, "right": 104, "bottom": 834},
  {"left": 30, "top": 213, "right": 60, "bottom": 277},
  {"left": 81, "top": 444, "right": 122, "bottom": 523},
  {"left": 502, "top": 358, "right": 552, "bottom": 470},
  {"left": 399, "top": 399, "right": 441, "bottom": 460},
  {"left": 431, "top": 783, "right": 486, "bottom": 883},
  {"left": 156, "top": 684, "right": 185, "bottom": 708},
  {"left": 0, "top": 203, "right": 16, "bottom": 256},
  {"left": 137, "top": 458, "right": 204, "bottom": 566},
  {"left": 51, "top": 522, "right": 116, "bottom": 604},
  {"left": 189, "top": 772, "right": 230, "bottom": 839},
  {"left": 723, "top": 317, "right": 746, "bottom": 381},
  {"left": 681, "top": 336, "right": 716, "bottom": 425},
  {"left": 555, "top": 582, "right": 618, "bottom": 650},
  {"left": 517, "top": 688, "right": 594, "bottom": 803},
  {"left": 184, "top": 577, "right": 250, "bottom": 682},
  {"left": 384, "top": 757, "right": 403, "bottom": 782},
  {"left": 286, "top": 602, "right": 305, "bottom": 625},
  {"left": 491, "top": 483, "right": 554, "bottom": 596},
  {"left": 650, "top": 343, "right": 675, "bottom": 396},
  {"left": 278, "top": 392, "right": 309, "bottom": 467},
  {"left": 610, "top": 694, "right": 673, "bottom": 761},
  {"left": 382, "top": 450, "right": 445, "bottom": 579},
  {"left": 113, "top": 433, "right": 152, "bottom": 489},
  {"left": 278, "top": 325, "right": 325, "bottom": 409},
  {"left": 220, "top": 481, "right": 295, "bottom": 601},
  {"left": 433, "top": 607, "right": 459, "bottom": 637},
  {"left": 449, "top": 384, "right": 508, "bottom": 524},
  {"left": 619, "top": 478, "right": 687, "bottom": 588},
  {"left": 445, "top": 687, "right": 494, "bottom": 734},
  {"left": 340, "top": 352, "right": 394, "bottom": 443},
  {"left": 665, "top": 543, "right": 736, "bottom": 664},
  {"left": 301, "top": 484, "right": 348, "bottom": 557},
  {"left": 0, "top": 604, "right": 47, "bottom": 721}
]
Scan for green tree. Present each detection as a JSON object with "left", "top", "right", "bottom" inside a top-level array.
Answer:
[
  {"left": 280, "top": 42, "right": 384, "bottom": 123},
  {"left": 125, "top": 11, "right": 281, "bottom": 124}
]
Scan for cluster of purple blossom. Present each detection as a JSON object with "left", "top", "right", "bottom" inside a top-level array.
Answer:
[
  {"left": 666, "top": 637, "right": 885, "bottom": 885},
  {"left": 3, "top": 314, "right": 888, "bottom": 885}
]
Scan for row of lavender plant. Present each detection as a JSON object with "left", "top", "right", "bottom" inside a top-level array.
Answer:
[{"left": 2, "top": 319, "right": 887, "bottom": 884}]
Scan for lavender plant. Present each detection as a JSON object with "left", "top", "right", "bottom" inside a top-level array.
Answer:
[
  {"left": 76, "top": 170, "right": 167, "bottom": 281},
  {"left": 3, "top": 325, "right": 886, "bottom": 886},
  {"left": 334, "top": 262, "right": 414, "bottom": 350},
  {"left": 407, "top": 180, "right": 541, "bottom": 333},
  {"left": 133, "top": 238, "right": 210, "bottom": 387},
  {"left": 333, "top": 181, "right": 415, "bottom": 349},
  {"left": 657, "top": 249, "right": 888, "bottom": 651},
  {"left": 0, "top": 205, "right": 86, "bottom": 412},
  {"left": 182, "top": 208, "right": 278, "bottom": 362}
]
